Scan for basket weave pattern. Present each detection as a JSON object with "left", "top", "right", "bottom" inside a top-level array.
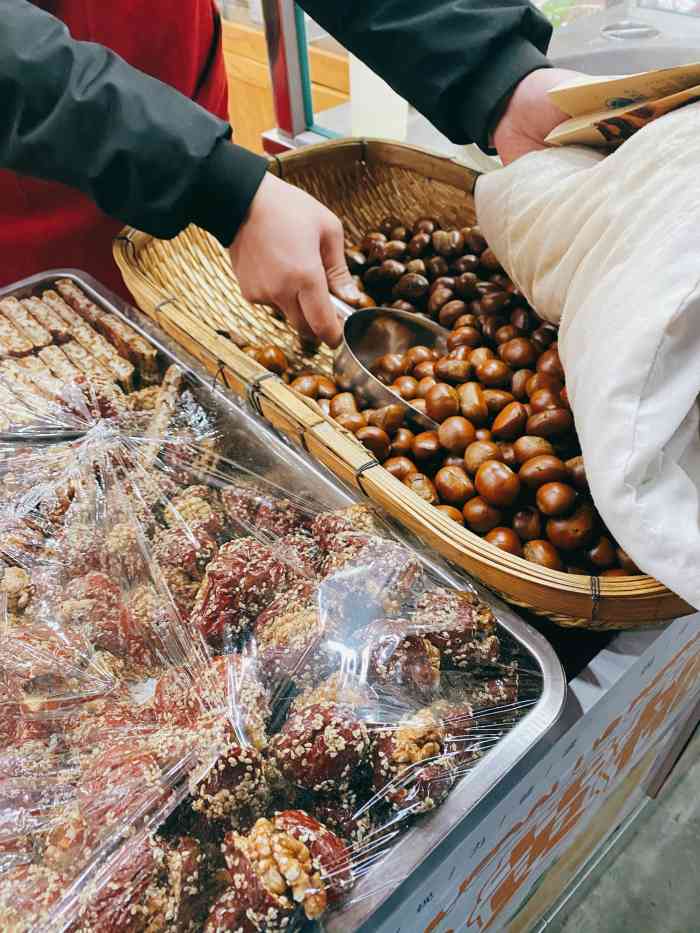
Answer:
[{"left": 114, "top": 139, "right": 690, "bottom": 630}]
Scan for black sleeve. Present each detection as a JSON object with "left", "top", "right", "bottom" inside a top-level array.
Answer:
[
  {"left": 299, "top": 0, "right": 553, "bottom": 150},
  {"left": 0, "top": 0, "right": 268, "bottom": 245}
]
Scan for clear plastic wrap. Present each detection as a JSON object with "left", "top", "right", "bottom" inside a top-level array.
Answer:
[{"left": 0, "top": 276, "right": 550, "bottom": 933}]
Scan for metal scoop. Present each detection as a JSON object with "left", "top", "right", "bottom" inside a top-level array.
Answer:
[{"left": 331, "top": 296, "right": 450, "bottom": 432}]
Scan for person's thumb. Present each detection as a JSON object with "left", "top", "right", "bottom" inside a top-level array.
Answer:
[{"left": 320, "top": 219, "right": 364, "bottom": 307}]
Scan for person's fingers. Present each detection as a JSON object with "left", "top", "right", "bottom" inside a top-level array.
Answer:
[
  {"left": 297, "top": 268, "right": 343, "bottom": 348},
  {"left": 282, "top": 293, "right": 317, "bottom": 344},
  {"left": 320, "top": 218, "right": 364, "bottom": 307}
]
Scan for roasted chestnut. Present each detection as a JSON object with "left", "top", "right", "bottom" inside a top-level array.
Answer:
[
  {"left": 434, "top": 465, "right": 475, "bottom": 507},
  {"left": 535, "top": 482, "right": 577, "bottom": 517},
  {"left": 518, "top": 454, "right": 568, "bottom": 489},
  {"left": 425, "top": 383, "right": 459, "bottom": 422},
  {"left": 523, "top": 539, "right": 563, "bottom": 570},
  {"left": 384, "top": 456, "right": 418, "bottom": 481},
  {"left": 404, "top": 472, "right": 439, "bottom": 504},
  {"left": 545, "top": 503, "right": 596, "bottom": 551},
  {"left": 475, "top": 460, "right": 520, "bottom": 507},
  {"left": 475, "top": 359, "right": 511, "bottom": 388},
  {"left": 464, "top": 440, "right": 502, "bottom": 475},
  {"left": 412, "top": 430, "right": 442, "bottom": 462},
  {"left": 462, "top": 496, "right": 502, "bottom": 533},
  {"left": 356, "top": 426, "right": 391, "bottom": 461},
  {"left": 437, "top": 415, "right": 476, "bottom": 454},
  {"left": 485, "top": 527, "right": 522, "bottom": 556},
  {"left": 491, "top": 402, "right": 528, "bottom": 440}
]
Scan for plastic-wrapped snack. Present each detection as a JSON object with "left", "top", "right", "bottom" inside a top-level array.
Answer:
[
  {"left": 354, "top": 617, "right": 441, "bottom": 695},
  {"left": 0, "top": 296, "right": 52, "bottom": 352},
  {"left": 310, "top": 502, "right": 386, "bottom": 550},
  {"left": 0, "top": 298, "right": 37, "bottom": 357},
  {"left": 0, "top": 565, "right": 33, "bottom": 613},
  {"left": 0, "top": 864, "right": 65, "bottom": 932},
  {"left": 191, "top": 538, "right": 302, "bottom": 650},
  {"left": 19, "top": 295, "right": 71, "bottom": 344},
  {"left": 269, "top": 701, "right": 369, "bottom": 794},
  {"left": 411, "top": 586, "right": 501, "bottom": 667},
  {"left": 220, "top": 474, "right": 312, "bottom": 538},
  {"left": 216, "top": 815, "right": 328, "bottom": 928}
]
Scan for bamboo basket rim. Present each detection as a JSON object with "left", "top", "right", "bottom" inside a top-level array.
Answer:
[{"left": 113, "top": 137, "right": 692, "bottom": 626}]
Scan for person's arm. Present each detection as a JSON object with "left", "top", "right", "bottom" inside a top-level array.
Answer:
[
  {"left": 0, "top": 0, "right": 357, "bottom": 345},
  {"left": 0, "top": 0, "right": 268, "bottom": 244},
  {"left": 300, "top": 0, "right": 560, "bottom": 154}
]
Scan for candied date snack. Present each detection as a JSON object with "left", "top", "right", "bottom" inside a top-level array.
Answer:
[
  {"left": 163, "top": 484, "right": 223, "bottom": 532},
  {"left": 371, "top": 708, "right": 451, "bottom": 812},
  {"left": 221, "top": 478, "right": 311, "bottom": 537},
  {"left": 42, "top": 808, "right": 88, "bottom": 873},
  {"left": 354, "top": 618, "right": 441, "bottom": 694},
  {"left": 430, "top": 699, "right": 481, "bottom": 768},
  {"left": 0, "top": 566, "right": 33, "bottom": 613},
  {"left": 269, "top": 701, "right": 369, "bottom": 794},
  {"left": 319, "top": 536, "right": 423, "bottom": 627},
  {"left": 310, "top": 793, "right": 372, "bottom": 846},
  {"left": 411, "top": 587, "right": 500, "bottom": 668},
  {"left": 274, "top": 529, "right": 322, "bottom": 579},
  {"left": 254, "top": 598, "right": 332, "bottom": 690},
  {"left": 310, "top": 504, "right": 386, "bottom": 551},
  {"left": 190, "top": 734, "right": 269, "bottom": 829},
  {"left": 219, "top": 816, "right": 326, "bottom": 926},
  {"left": 191, "top": 538, "right": 301, "bottom": 648},
  {"left": 0, "top": 864, "right": 64, "bottom": 932},
  {"left": 152, "top": 521, "right": 219, "bottom": 581},
  {"left": 274, "top": 810, "right": 353, "bottom": 901}
]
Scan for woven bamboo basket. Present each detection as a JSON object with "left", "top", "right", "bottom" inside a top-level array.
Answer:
[{"left": 114, "top": 138, "right": 692, "bottom": 630}]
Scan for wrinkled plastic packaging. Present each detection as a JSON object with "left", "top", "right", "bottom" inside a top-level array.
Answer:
[{"left": 0, "top": 279, "right": 543, "bottom": 932}]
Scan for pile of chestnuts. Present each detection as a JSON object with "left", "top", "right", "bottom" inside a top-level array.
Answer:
[{"left": 243, "top": 216, "right": 640, "bottom": 579}]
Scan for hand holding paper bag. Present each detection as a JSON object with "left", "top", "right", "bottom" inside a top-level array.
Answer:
[{"left": 476, "top": 104, "right": 700, "bottom": 611}]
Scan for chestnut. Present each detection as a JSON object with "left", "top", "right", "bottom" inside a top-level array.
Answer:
[
  {"left": 523, "top": 539, "right": 563, "bottom": 571},
  {"left": 392, "top": 375, "right": 420, "bottom": 400},
  {"left": 531, "top": 323, "right": 558, "bottom": 352},
  {"left": 413, "top": 360, "right": 436, "bottom": 380},
  {"left": 475, "top": 460, "right": 520, "bottom": 507},
  {"left": 485, "top": 527, "right": 522, "bottom": 557},
  {"left": 529, "top": 387, "right": 563, "bottom": 414},
  {"left": 454, "top": 272, "right": 479, "bottom": 300},
  {"left": 412, "top": 430, "right": 442, "bottom": 462},
  {"left": 317, "top": 398, "right": 331, "bottom": 416},
  {"left": 435, "top": 465, "right": 475, "bottom": 507},
  {"left": 536, "top": 347, "right": 564, "bottom": 381},
  {"left": 374, "top": 352, "right": 407, "bottom": 382},
  {"left": 510, "top": 308, "right": 533, "bottom": 334},
  {"left": 518, "top": 454, "right": 568, "bottom": 489},
  {"left": 457, "top": 383, "right": 489, "bottom": 425},
  {"left": 345, "top": 248, "right": 368, "bottom": 274},
  {"left": 416, "top": 375, "right": 437, "bottom": 398},
  {"left": 452, "top": 314, "right": 479, "bottom": 330},
  {"left": 483, "top": 389, "right": 515, "bottom": 417},
  {"left": 437, "top": 505, "right": 465, "bottom": 524},
  {"left": 447, "top": 326, "right": 482, "bottom": 351},
  {"left": 391, "top": 225, "right": 409, "bottom": 242},
  {"left": 393, "top": 273, "right": 429, "bottom": 302},
  {"left": 407, "top": 232, "right": 432, "bottom": 257},
  {"left": 385, "top": 240, "right": 408, "bottom": 260},
  {"left": 412, "top": 398, "right": 428, "bottom": 416},
  {"left": 255, "top": 345, "right": 289, "bottom": 375},
  {"left": 434, "top": 358, "right": 472, "bottom": 384},
  {"left": 443, "top": 455, "right": 467, "bottom": 467},
  {"left": 391, "top": 299, "right": 417, "bottom": 313},
  {"left": 369, "top": 404, "right": 405, "bottom": 435},
  {"left": 438, "top": 300, "right": 469, "bottom": 328},
  {"left": 480, "top": 314, "right": 508, "bottom": 344},
  {"left": 428, "top": 286, "right": 456, "bottom": 315},
  {"left": 365, "top": 241, "right": 387, "bottom": 265},
  {"left": 499, "top": 338, "right": 537, "bottom": 369},
  {"left": 463, "top": 226, "right": 487, "bottom": 254},
  {"left": 512, "top": 507, "right": 542, "bottom": 541},
  {"left": 452, "top": 254, "right": 480, "bottom": 275},
  {"left": 438, "top": 415, "right": 476, "bottom": 454},
  {"left": 384, "top": 456, "right": 418, "bottom": 481},
  {"left": 335, "top": 411, "right": 367, "bottom": 434},
  {"left": 479, "top": 248, "right": 501, "bottom": 272},
  {"left": 360, "top": 232, "right": 386, "bottom": 254},
  {"left": 376, "top": 259, "right": 407, "bottom": 284},
  {"left": 587, "top": 536, "right": 617, "bottom": 570},
  {"left": 291, "top": 374, "right": 320, "bottom": 398},
  {"left": 425, "top": 256, "right": 450, "bottom": 280},
  {"left": 546, "top": 503, "right": 596, "bottom": 551},
  {"left": 432, "top": 229, "right": 465, "bottom": 258},
  {"left": 468, "top": 347, "right": 495, "bottom": 368},
  {"left": 463, "top": 496, "right": 502, "bottom": 534},
  {"left": 464, "top": 440, "right": 502, "bottom": 475},
  {"left": 391, "top": 427, "right": 415, "bottom": 456},
  {"left": 491, "top": 401, "right": 528, "bottom": 440},
  {"left": 379, "top": 215, "right": 403, "bottom": 237},
  {"left": 330, "top": 392, "right": 359, "bottom": 418},
  {"left": 526, "top": 409, "right": 574, "bottom": 438},
  {"left": 498, "top": 442, "right": 517, "bottom": 469},
  {"left": 448, "top": 345, "right": 474, "bottom": 362},
  {"left": 536, "top": 482, "right": 577, "bottom": 517},
  {"left": 475, "top": 359, "right": 511, "bottom": 388},
  {"left": 511, "top": 368, "right": 534, "bottom": 401},
  {"left": 617, "top": 548, "right": 640, "bottom": 575},
  {"left": 404, "top": 472, "right": 439, "bottom": 504},
  {"left": 475, "top": 428, "right": 492, "bottom": 442},
  {"left": 413, "top": 217, "right": 440, "bottom": 235},
  {"left": 480, "top": 291, "right": 510, "bottom": 314},
  {"left": 601, "top": 569, "right": 630, "bottom": 577},
  {"left": 566, "top": 456, "right": 589, "bottom": 492},
  {"left": 525, "top": 372, "right": 563, "bottom": 397},
  {"left": 513, "top": 436, "right": 555, "bottom": 465},
  {"left": 425, "top": 383, "right": 459, "bottom": 422},
  {"left": 404, "top": 345, "right": 436, "bottom": 372},
  {"left": 493, "top": 325, "right": 517, "bottom": 346},
  {"left": 356, "top": 425, "right": 391, "bottom": 461}
]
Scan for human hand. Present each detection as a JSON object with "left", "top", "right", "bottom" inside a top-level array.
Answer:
[
  {"left": 229, "top": 173, "right": 361, "bottom": 348},
  {"left": 492, "top": 68, "right": 583, "bottom": 165}
]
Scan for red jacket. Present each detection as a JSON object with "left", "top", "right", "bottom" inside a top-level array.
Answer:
[{"left": 0, "top": 1, "right": 229, "bottom": 298}]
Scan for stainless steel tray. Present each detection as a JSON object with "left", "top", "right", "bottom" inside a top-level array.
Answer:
[{"left": 0, "top": 269, "right": 567, "bottom": 931}]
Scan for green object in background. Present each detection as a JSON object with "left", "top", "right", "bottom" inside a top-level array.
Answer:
[{"left": 540, "top": 0, "right": 579, "bottom": 27}]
